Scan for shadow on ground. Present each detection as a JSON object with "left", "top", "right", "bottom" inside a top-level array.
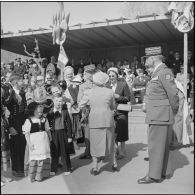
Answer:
[
  {"left": 170, "top": 149, "right": 190, "bottom": 172},
  {"left": 99, "top": 142, "right": 148, "bottom": 173}
]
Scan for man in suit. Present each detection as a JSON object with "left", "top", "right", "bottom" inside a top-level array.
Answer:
[
  {"left": 77, "top": 64, "right": 97, "bottom": 159},
  {"left": 133, "top": 68, "right": 150, "bottom": 103},
  {"left": 6, "top": 74, "right": 27, "bottom": 177},
  {"left": 138, "top": 46, "right": 179, "bottom": 184}
]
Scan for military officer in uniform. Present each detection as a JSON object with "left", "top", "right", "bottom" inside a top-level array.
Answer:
[{"left": 138, "top": 46, "right": 179, "bottom": 184}]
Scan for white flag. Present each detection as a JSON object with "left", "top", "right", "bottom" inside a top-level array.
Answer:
[{"left": 57, "top": 45, "right": 68, "bottom": 70}]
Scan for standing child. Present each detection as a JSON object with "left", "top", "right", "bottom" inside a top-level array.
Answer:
[
  {"left": 47, "top": 94, "right": 73, "bottom": 176},
  {"left": 22, "top": 102, "right": 51, "bottom": 182}
]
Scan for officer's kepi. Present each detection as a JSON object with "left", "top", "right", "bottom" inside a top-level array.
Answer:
[
  {"left": 144, "top": 46, "right": 163, "bottom": 58},
  {"left": 142, "top": 46, "right": 163, "bottom": 68}
]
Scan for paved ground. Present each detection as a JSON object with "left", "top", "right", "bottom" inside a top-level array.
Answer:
[{"left": 1, "top": 110, "right": 194, "bottom": 194}]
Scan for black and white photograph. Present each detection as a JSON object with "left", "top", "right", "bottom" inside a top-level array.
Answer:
[{"left": 1, "top": 1, "right": 194, "bottom": 194}]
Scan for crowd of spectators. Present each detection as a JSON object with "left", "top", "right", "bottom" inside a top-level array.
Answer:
[{"left": 1, "top": 50, "right": 194, "bottom": 105}]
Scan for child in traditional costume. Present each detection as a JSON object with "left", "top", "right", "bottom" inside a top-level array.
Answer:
[{"left": 22, "top": 102, "right": 51, "bottom": 182}]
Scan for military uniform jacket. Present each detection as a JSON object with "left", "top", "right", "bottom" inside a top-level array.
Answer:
[{"left": 144, "top": 63, "right": 179, "bottom": 125}]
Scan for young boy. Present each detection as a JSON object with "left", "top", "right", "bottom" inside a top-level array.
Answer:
[{"left": 47, "top": 94, "right": 72, "bottom": 176}]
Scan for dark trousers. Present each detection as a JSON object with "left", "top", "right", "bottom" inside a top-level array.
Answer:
[
  {"left": 148, "top": 125, "right": 171, "bottom": 180},
  {"left": 50, "top": 129, "right": 71, "bottom": 172},
  {"left": 84, "top": 138, "right": 90, "bottom": 155},
  {"left": 9, "top": 134, "right": 26, "bottom": 173}
]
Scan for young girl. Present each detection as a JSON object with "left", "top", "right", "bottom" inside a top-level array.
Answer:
[{"left": 22, "top": 102, "right": 51, "bottom": 182}]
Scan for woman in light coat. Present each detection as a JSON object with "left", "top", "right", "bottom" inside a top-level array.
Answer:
[{"left": 79, "top": 71, "right": 118, "bottom": 175}]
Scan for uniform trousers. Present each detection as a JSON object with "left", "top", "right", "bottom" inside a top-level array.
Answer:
[
  {"left": 50, "top": 129, "right": 71, "bottom": 173},
  {"left": 148, "top": 125, "right": 171, "bottom": 180},
  {"left": 9, "top": 134, "right": 26, "bottom": 173}
]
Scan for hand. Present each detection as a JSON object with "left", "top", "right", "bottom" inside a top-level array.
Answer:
[
  {"left": 29, "top": 143, "right": 35, "bottom": 151},
  {"left": 114, "top": 93, "right": 120, "bottom": 99},
  {"left": 9, "top": 127, "right": 18, "bottom": 135},
  {"left": 68, "top": 138, "right": 72, "bottom": 143}
]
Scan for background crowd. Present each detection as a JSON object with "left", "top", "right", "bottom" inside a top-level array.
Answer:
[{"left": 1, "top": 48, "right": 194, "bottom": 186}]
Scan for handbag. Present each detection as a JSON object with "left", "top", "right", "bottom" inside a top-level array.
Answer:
[{"left": 117, "top": 102, "right": 132, "bottom": 112}]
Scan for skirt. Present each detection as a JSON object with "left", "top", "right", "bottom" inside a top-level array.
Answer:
[
  {"left": 115, "top": 111, "right": 129, "bottom": 142},
  {"left": 90, "top": 127, "right": 115, "bottom": 157}
]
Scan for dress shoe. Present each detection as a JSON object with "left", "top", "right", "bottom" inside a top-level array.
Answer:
[
  {"left": 50, "top": 172, "right": 56, "bottom": 176},
  {"left": 112, "top": 164, "right": 119, "bottom": 172},
  {"left": 90, "top": 168, "right": 99, "bottom": 176},
  {"left": 79, "top": 154, "right": 92, "bottom": 159},
  {"left": 137, "top": 176, "right": 161, "bottom": 184},
  {"left": 144, "top": 157, "right": 149, "bottom": 161},
  {"left": 161, "top": 175, "right": 166, "bottom": 179},
  {"left": 117, "top": 154, "right": 125, "bottom": 160},
  {"left": 13, "top": 171, "right": 24, "bottom": 177},
  {"left": 64, "top": 171, "right": 71, "bottom": 176}
]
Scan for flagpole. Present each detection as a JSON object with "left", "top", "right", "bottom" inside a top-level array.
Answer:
[{"left": 183, "top": 33, "right": 188, "bottom": 99}]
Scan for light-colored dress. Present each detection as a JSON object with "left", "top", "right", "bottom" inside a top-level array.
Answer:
[{"left": 79, "top": 86, "right": 115, "bottom": 157}]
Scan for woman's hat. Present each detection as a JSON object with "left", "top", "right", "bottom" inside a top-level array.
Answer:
[
  {"left": 107, "top": 67, "right": 119, "bottom": 75},
  {"left": 64, "top": 66, "right": 74, "bottom": 74},
  {"left": 93, "top": 71, "right": 109, "bottom": 86},
  {"left": 71, "top": 75, "right": 82, "bottom": 84}
]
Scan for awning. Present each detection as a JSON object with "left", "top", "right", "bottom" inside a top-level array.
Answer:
[{"left": 1, "top": 14, "right": 194, "bottom": 59}]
